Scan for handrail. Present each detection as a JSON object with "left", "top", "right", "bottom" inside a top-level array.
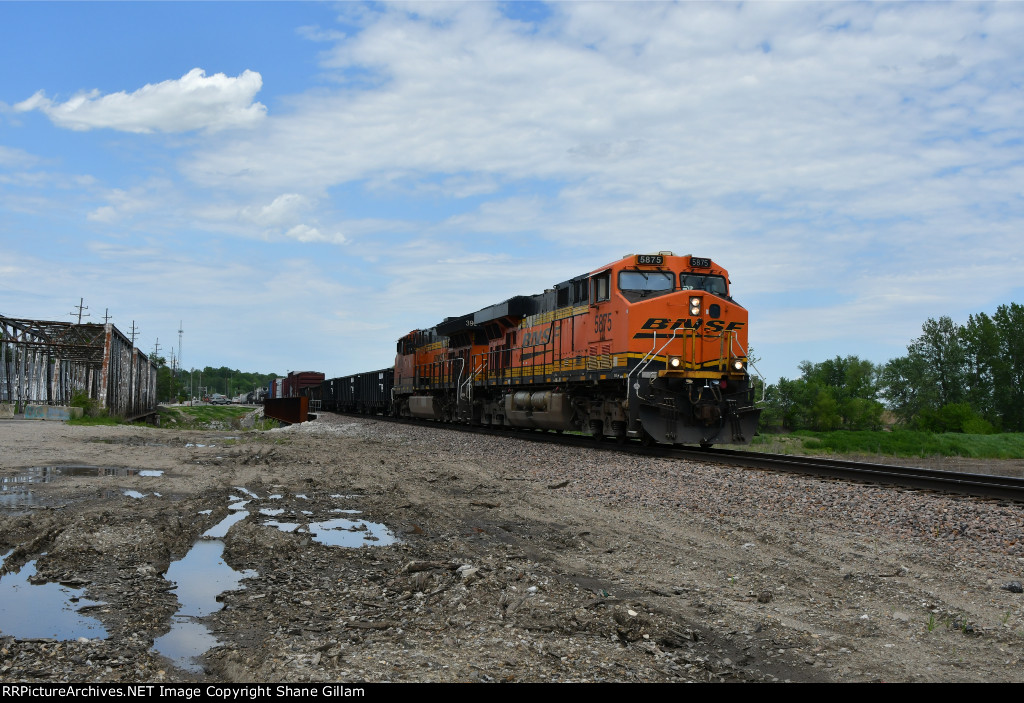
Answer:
[
  {"left": 460, "top": 359, "right": 483, "bottom": 401},
  {"left": 626, "top": 330, "right": 659, "bottom": 396},
  {"left": 628, "top": 328, "right": 681, "bottom": 402},
  {"left": 729, "top": 333, "right": 766, "bottom": 403}
]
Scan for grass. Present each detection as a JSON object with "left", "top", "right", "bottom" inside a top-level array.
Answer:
[
  {"left": 67, "top": 414, "right": 122, "bottom": 427},
  {"left": 65, "top": 403, "right": 276, "bottom": 431},
  {"left": 158, "top": 405, "right": 259, "bottom": 431},
  {"left": 725, "top": 429, "right": 1024, "bottom": 460}
]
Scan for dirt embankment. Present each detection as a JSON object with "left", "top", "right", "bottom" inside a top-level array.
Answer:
[{"left": 1, "top": 414, "right": 1023, "bottom": 682}]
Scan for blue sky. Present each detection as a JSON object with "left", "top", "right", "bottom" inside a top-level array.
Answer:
[{"left": 2, "top": 1, "right": 1023, "bottom": 388}]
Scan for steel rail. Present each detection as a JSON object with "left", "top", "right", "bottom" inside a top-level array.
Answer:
[{"left": 330, "top": 412, "right": 1024, "bottom": 503}]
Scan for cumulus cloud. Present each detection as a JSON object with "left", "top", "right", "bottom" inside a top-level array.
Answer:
[
  {"left": 253, "top": 193, "right": 313, "bottom": 227},
  {"left": 15, "top": 68, "right": 266, "bottom": 133}
]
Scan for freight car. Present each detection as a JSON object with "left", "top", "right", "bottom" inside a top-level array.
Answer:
[
  {"left": 322, "top": 369, "right": 394, "bottom": 415},
  {"left": 330, "top": 252, "right": 758, "bottom": 447}
]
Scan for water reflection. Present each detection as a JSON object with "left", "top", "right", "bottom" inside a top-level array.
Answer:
[
  {"left": 0, "top": 552, "right": 108, "bottom": 640},
  {"left": 151, "top": 540, "right": 256, "bottom": 673}
]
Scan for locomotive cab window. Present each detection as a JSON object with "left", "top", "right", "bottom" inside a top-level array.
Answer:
[
  {"left": 618, "top": 270, "right": 674, "bottom": 302},
  {"left": 573, "top": 278, "right": 589, "bottom": 304},
  {"left": 592, "top": 271, "right": 611, "bottom": 303},
  {"left": 679, "top": 273, "right": 728, "bottom": 296}
]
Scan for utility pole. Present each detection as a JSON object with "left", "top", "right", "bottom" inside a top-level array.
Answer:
[
  {"left": 153, "top": 338, "right": 160, "bottom": 360},
  {"left": 70, "top": 298, "right": 89, "bottom": 324},
  {"left": 102, "top": 308, "right": 112, "bottom": 324},
  {"left": 176, "top": 321, "right": 184, "bottom": 401},
  {"left": 129, "top": 321, "right": 139, "bottom": 346}
]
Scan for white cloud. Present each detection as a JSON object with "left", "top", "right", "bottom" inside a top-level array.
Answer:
[
  {"left": 254, "top": 193, "right": 313, "bottom": 227},
  {"left": 0, "top": 145, "right": 39, "bottom": 169},
  {"left": 15, "top": 69, "right": 266, "bottom": 134},
  {"left": 284, "top": 224, "right": 345, "bottom": 244},
  {"left": 85, "top": 185, "right": 164, "bottom": 224},
  {"left": 185, "top": 0, "right": 1024, "bottom": 228}
]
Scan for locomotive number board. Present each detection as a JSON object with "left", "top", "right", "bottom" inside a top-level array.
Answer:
[
  {"left": 635, "top": 254, "right": 664, "bottom": 266},
  {"left": 690, "top": 257, "right": 711, "bottom": 268}
]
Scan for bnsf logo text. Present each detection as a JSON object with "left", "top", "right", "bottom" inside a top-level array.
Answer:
[
  {"left": 523, "top": 329, "right": 552, "bottom": 346},
  {"left": 640, "top": 318, "right": 745, "bottom": 332}
]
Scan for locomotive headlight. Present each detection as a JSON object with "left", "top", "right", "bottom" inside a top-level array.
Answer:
[
  {"left": 733, "top": 360, "right": 745, "bottom": 372},
  {"left": 668, "top": 356, "right": 682, "bottom": 368},
  {"left": 689, "top": 296, "right": 701, "bottom": 315}
]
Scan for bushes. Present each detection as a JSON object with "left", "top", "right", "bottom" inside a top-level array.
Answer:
[
  {"left": 915, "top": 402, "right": 995, "bottom": 435},
  {"left": 69, "top": 390, "right": 102, "bottom": 418},
  {"left": 771, "top": 429, "right": 1024, "bottom": 459},
  {"left": 758, "top": 356, "right": 885, "bottom": 432}
]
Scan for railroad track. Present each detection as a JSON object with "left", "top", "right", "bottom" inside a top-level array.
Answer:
[{"left": 329, "top": 412, "right": 1024, "bottom": 504}]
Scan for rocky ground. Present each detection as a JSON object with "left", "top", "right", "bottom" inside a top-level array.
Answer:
[{"left": 1, "top": 412, "right": 1023, "bottom": 683}]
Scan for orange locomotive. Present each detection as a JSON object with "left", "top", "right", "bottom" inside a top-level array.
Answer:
[{"left": 393, "top": 253, "right": 760, "bottom": 446}]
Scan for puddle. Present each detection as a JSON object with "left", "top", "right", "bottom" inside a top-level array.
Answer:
[
  {"left": 0, "top": 489, "right": 38, "bottom": 509},
  {"left": 264, "top": 520, "right": 300, "bottom": 533},
  {"left": 1, "top": 465, "right": 163, "bottom": 510},
  {"left": 2, "top": 465, "right": 145, "bottom": 488},
  {"left": 155, "top": 488, "right": 398, "bottom": 670},
  {"left": 306, "top": 517, "right": 400, "bottom": 547},
  {"left": 0, "top": 552, "right": 108, "bottom": 640},
  {"left": 151, "top": 540, "right": 256, "bottom": 673},
  {"left": 261, "top": 516, "right": 399, "bottom": 547},
  {"left": 203, "top": 511, "right": 249, "bottom": 539}
]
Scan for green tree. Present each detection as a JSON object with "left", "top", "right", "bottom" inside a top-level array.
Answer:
[
  {"left": 882, "top": 316, "right": 968, "bottom": 428},
  {"left": 961, "top": 311, "right": 1000, "bottom": 425},
  {"left": 992, "top": 303, "right": 1024, "bottom": 431},
  {"left": 883, "top": 307, "right": 1024, "bottom": 432},
  {"left": 761, "top": 355, "right": 883, "bottom": 431},
  {"left": 880, "top": 352, "right": 936, "bottom": 425},
  {"left": 911, "top": 316, "right": 966, "bottom": 407}
]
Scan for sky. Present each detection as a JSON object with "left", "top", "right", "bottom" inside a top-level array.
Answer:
[{"left": 2, "top": 1, "right": 1023, "bottom": 389}]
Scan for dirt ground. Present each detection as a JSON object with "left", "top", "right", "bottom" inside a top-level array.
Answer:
[{"left": 1, "top": 412, "right": 1023, "bottom": 683}]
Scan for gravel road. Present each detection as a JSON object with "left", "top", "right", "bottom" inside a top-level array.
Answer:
[{"left": 1, "top": 412, "right": 1023, "bottom": 682}]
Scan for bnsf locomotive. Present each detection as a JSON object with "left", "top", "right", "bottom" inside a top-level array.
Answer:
[{"left": 324, "top": 253, "right": 760, "bottom": 446}]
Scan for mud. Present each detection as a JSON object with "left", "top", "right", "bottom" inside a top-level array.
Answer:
[{"left": 1, "top": 414, "right": 1023, "bottom": 682}]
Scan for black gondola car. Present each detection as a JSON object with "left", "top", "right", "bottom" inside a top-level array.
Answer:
[{"left": 323, "top": 368, "right": 393, "bottom": 415}]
